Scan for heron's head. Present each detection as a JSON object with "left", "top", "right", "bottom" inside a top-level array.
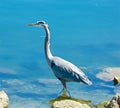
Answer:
[{"left": 28, "top": 21, "right": 48, "bottom": 27}]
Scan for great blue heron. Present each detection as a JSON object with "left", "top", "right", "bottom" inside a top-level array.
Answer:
[{"left": 28, "top": 21, "right": 92, "bottom": 92}]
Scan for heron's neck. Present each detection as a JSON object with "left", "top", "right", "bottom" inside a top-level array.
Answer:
[{"left": 44, "top": 26, "right": 53, "bottom": 65}]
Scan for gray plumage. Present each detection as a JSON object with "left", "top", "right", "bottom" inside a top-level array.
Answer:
[{"left": 28, "top": 21, "right": 92, "bottom": 90}]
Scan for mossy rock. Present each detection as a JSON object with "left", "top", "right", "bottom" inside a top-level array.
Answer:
[
  {"left": 49, "top": 95, "right": 92, "bottom": 106},
  {"left": 49, "top": 90, "right": 91, "bottom": 106}
]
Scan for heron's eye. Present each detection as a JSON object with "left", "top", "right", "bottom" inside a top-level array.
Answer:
[{"left": 37, "top": 21, "right": 46, "bottom": 24}]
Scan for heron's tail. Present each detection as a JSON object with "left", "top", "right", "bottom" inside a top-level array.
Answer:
[{"left": 81, "top": 75, "right": 92, "bottom": 85}]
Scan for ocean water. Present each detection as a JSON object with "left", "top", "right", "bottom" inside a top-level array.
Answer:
[{"left": 0, "top": 0, "right": 120, "bottom": 107}]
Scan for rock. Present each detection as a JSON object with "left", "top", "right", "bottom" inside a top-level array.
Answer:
[
  {"left": 51, "top": 99, "right": 91, "bottom": 108},
  {"left": 106, "top": 94, "right": 120, "bottom": 108},
  {"left": 113, "top": 77, "right": 120, "bottom": 86},
  {"left": 49, "top": 92, "right": 91, "bottom": 108},
  {"left": 0, "top": 91, "right": 9, "bottom": 108}
]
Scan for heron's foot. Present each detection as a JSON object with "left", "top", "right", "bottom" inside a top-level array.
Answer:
[
  {"left": 62, "top": 88, "right": 67, "bottom": 97},
  {"left": 58, "top": 88, "right": 64, "bottom": 96},
  {"left": 62, "top": 88, "right": 71, "bottom": 97},
  {"left": 58, "top": 88, "right": 71, "bottom": 97}
]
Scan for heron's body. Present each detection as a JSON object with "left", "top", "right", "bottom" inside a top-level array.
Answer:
[
  {"left": 28, "top": 21, "right": 92, "bottom": 90},
  {"left": 50, "top": 56, "right": 92, "bottom": 86}
]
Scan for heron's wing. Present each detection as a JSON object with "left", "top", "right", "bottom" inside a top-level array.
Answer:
[{"left": 51, "top": 57, "right": 92, "bottom": 85}]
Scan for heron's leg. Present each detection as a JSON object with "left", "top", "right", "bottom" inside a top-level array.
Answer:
[
  {"left": 57, "top": 81, "right": 66, "bottom": 96},
  {"left": 61, "top": 81, "right": 67, "bottom": 96},
  {"left": 61, "top": 81, "right": 71, "bottom": 97},
  {"left": 62, "top": 81, "right": 66, "bottom": 90},
  {"left": 64, "top": 88, "right": 71, "bottom": 97}
]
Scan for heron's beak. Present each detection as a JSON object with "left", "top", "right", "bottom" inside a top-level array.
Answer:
[{"left": 28, "top": 23, "right": 39, "bottom": 26}]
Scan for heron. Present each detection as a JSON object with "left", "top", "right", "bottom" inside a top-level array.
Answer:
[{"left": 28, "top": 21, "right": 92, "bottom": 93}]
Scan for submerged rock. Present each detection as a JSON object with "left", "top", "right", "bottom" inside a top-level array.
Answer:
[
  {"left": 51, "top": 99, "right": 91, "bottom": 108},
  {"left": 0, "top": 91, "right": 9, "bottom": 108},
  {"left": 96, "top": 67, "right": 120, "bottom": 82}
]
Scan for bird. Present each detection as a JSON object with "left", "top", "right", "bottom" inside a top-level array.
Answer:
[{"left": 28, "top": 20, "right": 92, "bottom": 92}]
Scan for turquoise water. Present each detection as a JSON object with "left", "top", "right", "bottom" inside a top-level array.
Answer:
[{"left": 0, "top": 0, "right": 120, "bottom": 107}]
